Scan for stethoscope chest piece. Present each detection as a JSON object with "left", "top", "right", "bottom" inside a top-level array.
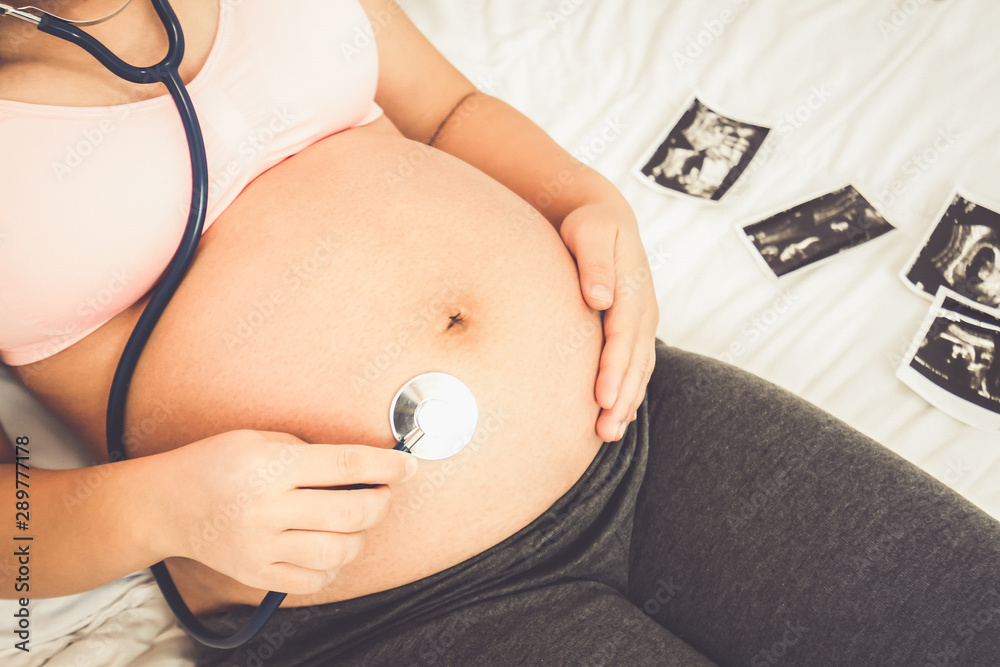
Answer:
[{"left": 390, "top": 372, "right": 478, "bottom": 460}]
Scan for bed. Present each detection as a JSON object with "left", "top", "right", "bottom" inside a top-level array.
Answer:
[{"left": 2, "top": 0, "right": 997, "bottom": 663}]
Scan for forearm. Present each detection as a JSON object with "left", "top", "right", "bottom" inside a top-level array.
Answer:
[
  {"left": 0, "top": 455, "right": 171, "bottom": 599},
  {"left": 359, "top": 0, "right": 630, "bottom": 226},
  {"left": 428, "top": 91, "right": 633, "bottom": 228}
]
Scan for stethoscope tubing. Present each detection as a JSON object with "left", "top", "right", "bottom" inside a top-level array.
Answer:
[{"left": 26, "top": 0, "right": 286, "bottom": 649}]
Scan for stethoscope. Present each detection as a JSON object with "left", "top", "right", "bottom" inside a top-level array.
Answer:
[{"left": 0, "top": 0, "right": 478, "bottom": 649}]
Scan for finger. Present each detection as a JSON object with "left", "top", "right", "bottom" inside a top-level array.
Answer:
[
  {"left": 628, "top": 346, "right": 657, "bottom": 421},
  {"left": 596, "top": 335, "right": 654, "bottom": 439},
  {"left": 257, "top": 562, "right": 340, "bottom": 596},
  {"left": 281, "top": 487, "right": 392, "bottom": 533},
  {"left": 276, "top": 530, "right": 366, "bottom": 572},
  {"left": 599, "top": 346, "right": 651, "bottom": 440},
  {"left": 562, "top": 218, "right": 617, "bottom": 310},
  {"left": 595, "top": 407, "right": 621, "bottom": 443},
  {"left": 610, "top": 355, "right": 646, "bottom": 438},
  {"left": 289, "top": 445, "right": 418, "bottom": 488},
  {"left": 594, "top": 305, "right": 638, "bottom": 410}
]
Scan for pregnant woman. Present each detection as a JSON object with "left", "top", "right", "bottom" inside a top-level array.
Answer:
[{"left": 1, "top": 1, "right": 998, "bottom": 665}]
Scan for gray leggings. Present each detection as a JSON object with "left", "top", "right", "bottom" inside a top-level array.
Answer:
[{"left": 196, "top": 342, "right": 1000, "bottom": 666}]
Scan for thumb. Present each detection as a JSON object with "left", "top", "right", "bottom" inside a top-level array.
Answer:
[{"left": 562, "top": 216, "right": 618, "bottom": 311}]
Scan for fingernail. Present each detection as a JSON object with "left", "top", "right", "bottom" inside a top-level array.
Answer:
[
  {"left": 615, "top": 422, "right": 627, "bottom": 441},
  {"left": 404, "top": 455, "right": 419, "bottom": 481},
  {"left": 590, "top": 285, "right": 613, "bottom": 305}
]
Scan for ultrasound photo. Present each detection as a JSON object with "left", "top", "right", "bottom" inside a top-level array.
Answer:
[
  {"left": 740, "top": 185, "right": 896, "bottom": 278},
  {"left": 635, "top": 98, "right": 769, "bottom": 201},
  {"left": 902, "top": 192, "right": 1000, "bottom": 308},
  {"left": 897, "top": 287, "right": 1000, "bottom": 432}
]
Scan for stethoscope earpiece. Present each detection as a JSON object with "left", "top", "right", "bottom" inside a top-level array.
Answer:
[{"left": 0, "top": 0, "right": 133, "bottom": 26}]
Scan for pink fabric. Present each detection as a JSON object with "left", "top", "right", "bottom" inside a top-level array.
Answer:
[{"left": 0, "top": 0, "right": 382, "bottom": 366}]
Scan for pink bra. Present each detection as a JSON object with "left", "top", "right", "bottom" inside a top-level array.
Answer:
[{"left": 0, "top": 0, "right": 382, "bottom": 366}]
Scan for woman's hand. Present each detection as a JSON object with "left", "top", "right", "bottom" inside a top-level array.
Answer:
[
  {"left": 560, "top": 203, "right": 659, "bottom": 443},
  {"left": 157, "top": 430, "right": 417, "bottom": 595},
  {"left": 354, "top": 0, "right": 659, "bottom": 441}
]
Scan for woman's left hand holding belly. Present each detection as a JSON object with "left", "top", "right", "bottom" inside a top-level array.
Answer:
[
  {"left": 559, "top": 202, "right": 659, "bottom": 442},
  {"left": 358, "top": 0, "right": 660, "bottom": 443}
]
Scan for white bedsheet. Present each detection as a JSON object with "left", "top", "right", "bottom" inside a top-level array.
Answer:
[
  {"left": 405, "top": 0, "right": 1000, "bottom": 516},
  {"left": 1, "top": 0, "right": 996, "bottom": 662}
]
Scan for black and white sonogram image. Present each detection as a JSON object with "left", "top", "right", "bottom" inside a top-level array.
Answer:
[
  {"left": 908, "top": 294, "right": 1000, "bottom": 416},
  {"left": 742, "top": 186, "right": 895, "bottom": 277},
  {"left": 903, "top": 194, "right": 1000, "bottom": 308},
  {"left": 636, "top": 99, "right": 769, "bottom": 201}
]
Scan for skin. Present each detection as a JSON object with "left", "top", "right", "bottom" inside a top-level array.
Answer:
[
  {"left": 0, "top": 0, "right": 658, "bottom": 601},
  {"left": 0, "top": 0, "right": 657, "bottom": 439}
]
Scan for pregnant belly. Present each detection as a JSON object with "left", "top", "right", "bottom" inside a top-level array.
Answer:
[{"left": 28, "top": 119, "right": 606, "bottom": 610}]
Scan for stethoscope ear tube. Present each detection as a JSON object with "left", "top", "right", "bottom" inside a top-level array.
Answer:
[{"left": 15, "top": 0, "right": 287, "bottom": 649}]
